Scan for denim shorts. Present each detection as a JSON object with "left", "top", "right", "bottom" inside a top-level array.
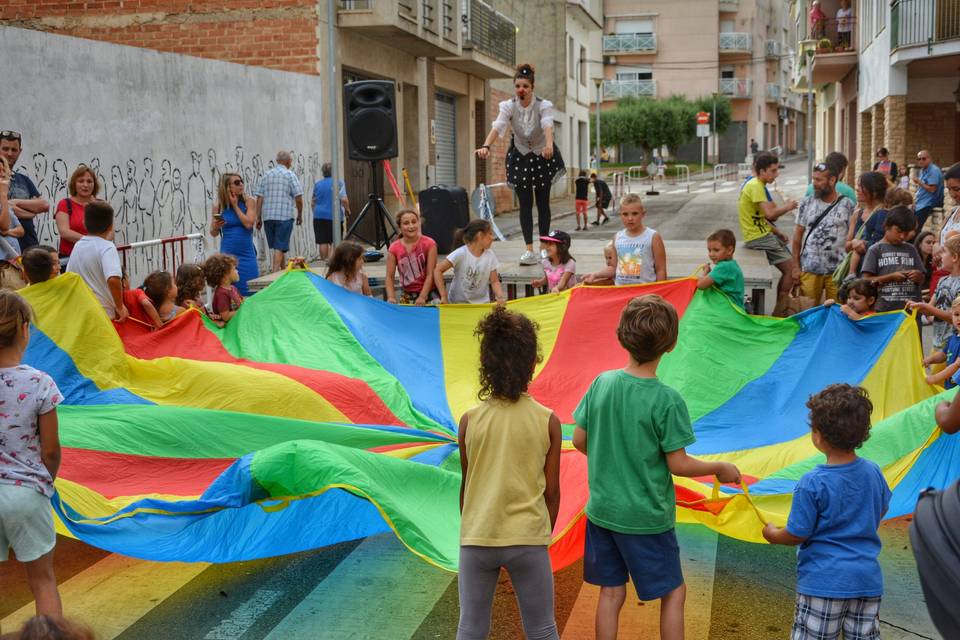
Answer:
[
  {"left": 264, "top": 218, "right": 294, "bottom": 252},
  {"left": 583, "top": 519, "right": 683, "bottom": 601},
  {"left": 0, "top": 483, "right": 56, "bottom": 562}
]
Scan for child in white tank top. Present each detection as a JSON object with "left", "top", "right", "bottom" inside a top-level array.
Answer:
[{"left": 582, "top": 194, "right": 667, "bottom": 285}]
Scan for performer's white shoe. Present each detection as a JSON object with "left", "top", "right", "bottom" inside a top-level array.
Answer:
[{"left": 519, "top": 250, "right": 538, "bottom": 265}]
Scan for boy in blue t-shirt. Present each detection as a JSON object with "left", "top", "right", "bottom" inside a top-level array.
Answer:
[
  {"left": 764, "top": 384, "right": 891, "bottom": 640},
  {"left": 922, "top": 295, "right": 960, "bottom": 388},
  {"left": 572, "top": 294, "right": 741, "bottom": 638},
  {"left": 696, "top": 228, "right": 745, "bottom": 309}
]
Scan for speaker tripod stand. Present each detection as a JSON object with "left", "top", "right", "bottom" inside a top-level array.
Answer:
[{"left": 344, "top": 160, "right": 398, "bottom": 249}]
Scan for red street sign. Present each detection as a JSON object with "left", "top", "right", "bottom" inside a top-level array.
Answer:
[{"left": 696, "top": 111, "right": 710, "bottom": 124}]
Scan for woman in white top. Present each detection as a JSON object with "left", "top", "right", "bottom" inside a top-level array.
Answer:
[{"left": 476, "top": 63, "right": 565, "bottom": 266}]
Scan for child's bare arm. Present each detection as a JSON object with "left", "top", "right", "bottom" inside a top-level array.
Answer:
[
  {"left": 140, "top": 297, "right": 164, "bottom": 328},
  {"left": 935, "top": 398, "right": 960, "bottom": 434},
  {"left": 762, "top": 524, "right": 806, "bottom": 546},
  {"left": 489, "top": 270, "right": 505, "bottom": 303},
  {"left": 385, "top": 252, "right": 398, "bottom": 302},
  {"left": 458, "top": 413, "right": 469, "bottom": 513},
  {"left": 434, "top": 258, "right": 452, "bottom": 302},
  {"left": 696, "top": 274, "right": 716, "bottom": 290},
  {"left": 666, "top": 448, "right": 741, "bottom": 483},
  {"left": 38, "top": 409, "right": 60, "bottom": 481},
  {"left": 108, "top": 276, "right": 128, "bottom": 322},
  {"left": 543, "top": 413, "right": 562, "bottom": 530},
  {"left": 418, "top": 245, "right": 438, "bottom": 305},
  {"left": 361, "top": 272, "right": 372, "bottom": 297},
  {"left": 652, "top": 233, "right": 667, "bottom": 281},
  {"left": 926, "top": 360, "right": 960, "bottom": 386},
  {"left": 572, "top": 426, "right": 587, "bottom": 455},
  {"left": 555, "top": 271, "right": 574, "bottom": 291},
  {"left": 923, "top": 350, "right": 947, "bottom": 366}
]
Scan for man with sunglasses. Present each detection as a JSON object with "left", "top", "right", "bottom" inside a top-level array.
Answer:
[
  {"left": 912, "top": 150, "right": 943, "bottom": 232},
  {"left": 0, "top": 131, "right": 47, "bottom": 251}
]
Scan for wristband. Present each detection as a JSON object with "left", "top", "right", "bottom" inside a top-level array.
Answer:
[{"left": 480, "top": 145, "right": 490, "bottom": 150}]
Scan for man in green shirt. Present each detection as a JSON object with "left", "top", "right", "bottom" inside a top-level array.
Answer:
[{"left": 738, "top": 151, "right": 798, "bottom": 316}]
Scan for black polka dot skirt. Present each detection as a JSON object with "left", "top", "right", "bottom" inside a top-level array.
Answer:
[{"left": 506, "top": 143, "right": 565, "bottom": 191}]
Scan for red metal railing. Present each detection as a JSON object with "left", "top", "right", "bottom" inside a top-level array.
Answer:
[{"left": 116, "top": 233, "right": 204, "bottom": 276}]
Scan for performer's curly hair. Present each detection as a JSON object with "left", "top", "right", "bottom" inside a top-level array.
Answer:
[
  {"left": 475, "top": 306, "right": 541, "bottom": 402},
  {"left": 514, "top": 63, "right": 535, "bottom": 84}
]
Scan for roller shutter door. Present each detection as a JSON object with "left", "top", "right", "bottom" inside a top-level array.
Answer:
[{"left": 434, "top": 92, "right": 457, "bottom": 187}]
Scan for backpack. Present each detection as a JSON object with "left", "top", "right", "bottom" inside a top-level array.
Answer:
[{"left": 909, "top": 479, "right": 960, "bottom": 638}]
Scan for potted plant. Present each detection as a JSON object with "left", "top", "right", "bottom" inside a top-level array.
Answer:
[{"left": 817, "top": 38, "right": 833, "bottom": 53}]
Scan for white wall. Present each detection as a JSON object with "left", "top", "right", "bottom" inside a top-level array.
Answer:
[{"left": 0, "top": 27, "right": 327, "bottom": 285}]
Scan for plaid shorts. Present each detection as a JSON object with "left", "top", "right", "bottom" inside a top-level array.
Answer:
[{"left": 792, "top": 594, "right": 881, "bottom": 640}]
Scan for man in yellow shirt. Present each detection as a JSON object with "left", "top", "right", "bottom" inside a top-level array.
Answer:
[{"left": 738, "top": 151, "right": 798, "bottom": 316}]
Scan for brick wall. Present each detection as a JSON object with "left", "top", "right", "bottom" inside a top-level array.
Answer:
[
  {"left": 906, "top": 102, "right": 958, "bottom": 169},
  {"left": 487, "top": 87, "right": 514, "bottom": 213},
  {"left": 0, "top": 1, "right": 319, "bottom": 74}
]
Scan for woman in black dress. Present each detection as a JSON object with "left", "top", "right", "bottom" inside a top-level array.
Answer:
[{"left": 476, "top": 63, "right": 565, "bottom": 265}]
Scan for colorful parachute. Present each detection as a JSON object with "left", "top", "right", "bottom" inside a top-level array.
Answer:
[{"left": 20, "top": 270, "right": 959, "bottom": 572}]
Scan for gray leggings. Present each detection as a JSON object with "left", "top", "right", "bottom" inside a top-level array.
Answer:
[{"left": 457, "top": 545, "right": 559, "bottom": 640}]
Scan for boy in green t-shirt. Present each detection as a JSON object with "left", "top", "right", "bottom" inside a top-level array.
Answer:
[
  {"left": 697, "top": 229, "right": 745, "bottom": 309},
  {"left": 572, "top": 295, "right": 741, "bottom": 640}
]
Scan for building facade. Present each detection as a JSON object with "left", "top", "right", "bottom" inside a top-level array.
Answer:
[
  {"left": 1, "top": 0, "right": 518, "bottom": 238},
  {"left": 598, "top": 0, "right": 803, "bottom": 164},
  {"left": 791, "top": 0, "right": 960, "bottom": 182}
]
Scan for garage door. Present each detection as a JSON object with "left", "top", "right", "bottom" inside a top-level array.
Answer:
[{"left": 434, "top": 92, "right": 457, "bottom": 187}]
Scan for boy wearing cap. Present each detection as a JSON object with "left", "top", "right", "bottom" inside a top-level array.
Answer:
[{"left": 532, "top": 230, "right": 576, "bottom": 293}]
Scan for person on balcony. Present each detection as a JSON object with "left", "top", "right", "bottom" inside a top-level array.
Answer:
[
  {"left": 836, "top": 0, "right": 853, "bottom": 49},
  {"left": 809, "top": 0, "right": 827, "bottom": 41},
  {"left": 476, "top": 63, "right": 565, "bottom": 266}
]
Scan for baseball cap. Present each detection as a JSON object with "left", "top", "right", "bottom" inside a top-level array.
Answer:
[{"left": 539, "top": 230, "right": 571, "bottom": 245}]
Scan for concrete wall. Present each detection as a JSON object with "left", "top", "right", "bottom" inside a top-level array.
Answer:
[{"left": 0, "top": 26, "right": 325, "bottom": 285}]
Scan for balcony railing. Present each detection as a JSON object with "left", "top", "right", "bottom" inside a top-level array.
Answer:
[
  {"left": 765, "top": 82, "right": 781, "bottom": 102},
  {"left": 810, "top": 16, "right": 857, "bottom": 52},
  {"left": 464, "top": 0, "right": 516, "bottom": 65},
  {"left": 719, "top": 32, "right": 751, "bottom": 53},
  {"left": 719, "top": 0, "right": 739, "bottom": 11},
  {"left": 602, "top": 33, "right": 657, "bottom": 53},
  {"left": 719, "top": 77, "right": 752, "bottom": 98},
  {"left": 603, "top": 79, "right": 656, "bottom": 100},
  {"left": 765, "top": 39, "right": 782, "bottom": 58},
  {"left": 891, "top": 0, "right": 960, "bottom": 49}
]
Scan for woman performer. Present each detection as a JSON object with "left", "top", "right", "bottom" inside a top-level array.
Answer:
[{"left": 477, "top": 63, "right": 565, "bottom": 265}]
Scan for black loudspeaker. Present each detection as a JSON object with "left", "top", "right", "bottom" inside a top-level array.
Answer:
[
  {"left": 419, "top": 185, "right": 470, "bottom": 254},
  {"left": 344, "top": 80, "right": 398, "bottom": 161}
]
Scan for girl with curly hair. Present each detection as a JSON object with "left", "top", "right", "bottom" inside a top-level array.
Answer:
[
  {"left": 203, "top": 253, "right": 243, "bottom": 323},
  {"left": 456, "top": 306, "right": 561, "bottom": 640}
]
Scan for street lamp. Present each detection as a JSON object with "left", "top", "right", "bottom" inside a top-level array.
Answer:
[{"left": 594, "top": 78, "right": 602, "bottom": 170}]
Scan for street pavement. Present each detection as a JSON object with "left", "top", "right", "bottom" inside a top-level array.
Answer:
[{"left": 0, "top": 159, "right": 942, "bottom": 639}]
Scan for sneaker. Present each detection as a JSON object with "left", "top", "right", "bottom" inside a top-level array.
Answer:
[{"left": 519, "top": 250, "right": 538, "bottom": 265}]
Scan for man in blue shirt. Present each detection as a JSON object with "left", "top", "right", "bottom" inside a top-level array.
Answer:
[
  {"left": 311, "top": 162, "right": 349, "bottom": 262},
  {"left": 0, "top": 131, "right": 48, "bottom": 251},
  {"left": 912, "top": 149, "right": 944, "bottom": 232}
]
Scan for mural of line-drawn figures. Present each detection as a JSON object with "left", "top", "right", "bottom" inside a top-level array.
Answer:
[
  {"left": 108, "top": 166, "right": 126, "bottom": 243},
  {"left": 15, "top": 146, "right": 320, "bottom": 286},
  {"left": 170, "top": 168, "right": 187, "bottom": 235},
  {"left": 138, "top": 157, "right": 158, "bottom": 241},
  {"left": 155, "top": 159, "right": 173, "bottom": 239},
  {"left": 187, "top": 151, "right": 208, "bottom": 236}
]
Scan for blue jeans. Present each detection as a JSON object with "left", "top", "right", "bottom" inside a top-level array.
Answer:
[{"left": 263, "top": 219, "right": 294, "bottom": 251}]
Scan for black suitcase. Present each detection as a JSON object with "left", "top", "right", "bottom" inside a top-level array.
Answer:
[{"left": 419, "top": 185, "right": 470, "bottom": 254}]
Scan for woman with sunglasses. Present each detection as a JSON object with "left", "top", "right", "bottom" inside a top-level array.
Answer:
[{"left": 210, "top": 173, "right": 258, "bottom": 296}]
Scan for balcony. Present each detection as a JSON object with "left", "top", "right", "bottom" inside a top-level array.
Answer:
[
  {"left": 603, "top": 33, "right": 657, "bottom": 54},
  {"left": 438, "top": 0, "right": 515, "bottom": 78},
  {"left": 892, "top": 0, "right": 960, "bottom": 50},
  {"left": 719, "top": 0, "right": 739, "bottom": 11},
  {"left": 719, "top": 77, "right": 752, "bottom": 99},
  {"left": 719, "top": 32, "right": 752, "bottom": 55},
  {"left": 765, "top": 39, "right": 782, "bottom": 59},
  {"left": 765, "top": 82, "right": 781, "bottom": 102},
  {"left": 338, "top": 0, "right": 460, "bottom": 58},
  {"left": 809, "top": 17, "right": 857, "bottom": 83},
  {"left": 603, "top": 79, "right": 656, "bottom": 100}
]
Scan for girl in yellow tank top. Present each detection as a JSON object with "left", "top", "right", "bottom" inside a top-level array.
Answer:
[{"left": 457, "top": 306, "right": 562, "bottom": 640}]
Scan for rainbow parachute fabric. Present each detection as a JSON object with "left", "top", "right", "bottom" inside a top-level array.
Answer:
[{"left": 19, "top": 270, "right": 960, "bottom": 572}]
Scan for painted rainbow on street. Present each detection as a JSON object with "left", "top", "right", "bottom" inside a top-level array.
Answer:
[{"left": 20, "top": 270, "right": 959, "bottom": 572}]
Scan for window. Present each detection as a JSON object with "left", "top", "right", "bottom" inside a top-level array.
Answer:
[
  {"left": 720, "top": 19, "right": 735, "bottom": 33},
  {"left": 720, "top": 65, "right": 735, "bottom": 79},
  {"left": 580, "top": 45, "right": 587, "bottom": 86},
  {"left": 616, "top": 65, "right": 652, "bottom": 81},
  {"left": 615, "top": 19, "right": 653, "bottom": 35},
  {"left": 569, "top": 36, "right": 575, "bottom": 79}
]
